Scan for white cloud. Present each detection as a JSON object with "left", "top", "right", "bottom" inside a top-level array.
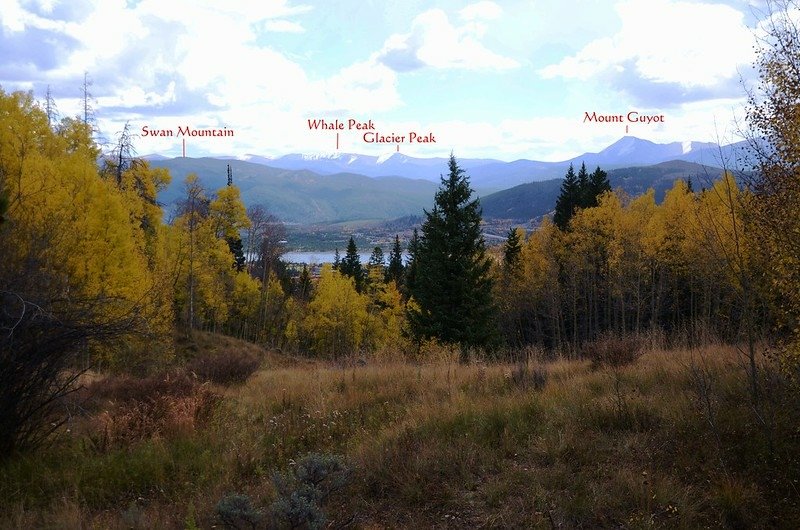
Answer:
[
  {"left": 377, "top": 6, "right": 518, "bottom": 71},
  {"left": 540, "top": 0, "right": 754, "bottom": 88},
  {"left": 460, "top": 1, "right": 503, "bottom": 21},
  {"left": 264, "top": 19, "right": 305, "bottom": 33}
]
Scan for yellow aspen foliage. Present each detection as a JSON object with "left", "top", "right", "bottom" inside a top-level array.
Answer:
[
  {"left": 365, "top": 280, "right": 407, "bottom": 355},
  {"left": 650, "top": 180, "right": 698, "bottom": 276},
  {"left": 229, "top": 270, "right": 261, "bottom": 328},
  {"left": 0, "top": 88, "right": 172, "bottom": 363},
  {"left": 302, "top": 265, "right": 369, "bottom": 358},
  {"left": 210, "top": 184, "right": 251, "bottom": 239},
  {"left": 118, "top": 161, "right": 171, "bottom": 250},
  {"left": 693, "top": 172, "right": 748, "bottom": 289}
]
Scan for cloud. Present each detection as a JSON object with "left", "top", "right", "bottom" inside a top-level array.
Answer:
[
  {"left": 540, "top": 0, "right": 754, "bottom": 104},
  {"left": 264, "top": 19, "right": 305, "bottom": 33},
  {"left": 460, "top": 1, "right": 503, "bottom": 21},
  {"left": 376, "top": 6, "right": 518, "bottom": 72}
]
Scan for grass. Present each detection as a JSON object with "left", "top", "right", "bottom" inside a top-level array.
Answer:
[{"left": 2, "top": 335, "right": 799, "bottom": 528}]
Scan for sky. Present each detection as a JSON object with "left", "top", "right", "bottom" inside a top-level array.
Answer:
[{"left": 0, "top": 0, "right": 779, "bottom": 161}]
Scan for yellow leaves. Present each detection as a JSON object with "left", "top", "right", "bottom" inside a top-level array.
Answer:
[
  {"left": 0, "top": 88, "right": 173, "bottom": 347},
  {"left": 303, "top": 265, "right": 370, "bottom": 358},
  {"left": 210, "top": 184, "right": 250, "bottom": 239}
]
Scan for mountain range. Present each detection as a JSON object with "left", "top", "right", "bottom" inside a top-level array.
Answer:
[
  {"left": 148, "top": 136, "right": 749, "bottom": 225},
  {"left": 195, "top": 136, "right": 747, "bottom": 190}
]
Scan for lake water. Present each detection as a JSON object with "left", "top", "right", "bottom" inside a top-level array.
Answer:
[{"left": 282, "top": 251, "right": 408, "bottom": 264}]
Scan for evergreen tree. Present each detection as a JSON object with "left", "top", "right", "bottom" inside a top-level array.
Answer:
[
  {"left": 553, "top": 163, "right": 580, "bottom": 230},
  {"left": 403, "top": 229, "right": 419, "bottom": 297},
  {"left": 686, "top": 176, "right": 694, "bottom": 194},
  {"left": 297, "top": 264, "right": 312, "bottom": 301},
  {"left": 408, "top": 154, "right": 497, "bottom": 355},
  {"left": 367, "top": 246, "right": 385, "bottom": 287},
  {"left": 332, "top": 248, "right": 340, "bottom": 270},
  {"left": 385, "top": 234, "right": 405, "bottom": 285},
  {"left": 587, "top": 166, "right": 611, "bottom": 207},
  {"left": 503, "top": 227, "right": 523, "bottom": 271},
  {"left": 368, "top": 246, "right": 384, "bottom": 269},
  {"left": 339, "top": 236, "right": 364, "bottom": 292},
  {"left": 577, "top": 162, "right": 590, "bottom": 207},
  {"left": 227, "top": 236, "right": 246, "bottom": 272}
]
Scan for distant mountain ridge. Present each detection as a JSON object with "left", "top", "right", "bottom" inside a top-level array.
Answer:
[
  {"left": 150, "top": 157, "right": 437, "bottom": 224},
  {"left": 145, "top": 136, "right": 747, "bottom": 190},
  {"left": 145, "top": 136, "right": 750, "bottom": 225}
]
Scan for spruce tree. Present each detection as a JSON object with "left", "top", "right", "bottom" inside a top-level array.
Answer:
[
  {"left": 577, "top": 162, "right": 590, "bottom": 207},
  {"left": 385, "top": 234, "right": 405, "bottom": 285},
  {"left": 587, "top": 166, "right": 611, "bottom": 207},
  {"left": 297, "top": 264, "right": 312, "bottom": 301},
  {"left": 367, "top": 246, "right": 385, "bottom": 287},
  {"left": 403, "top": 229, "right": 419, "bottom": 297},
  {"left": 332, "top": 248, "right": 340, "bottom": 270},
  {"left": 503, "top": 227, "right": 523, "bottom": 271},
  {"left": 408, "top": 154, "right": 497, "bottom": 354},
  {"left": 339, "top": 236, "right": 364, "bottom": 292},
  {"left": 368, "top": 246, "right": 384, "bottom": 269},
  {"left": 553, "top": 163, "right": 580, "bottom": 230},
  {"left": 227, "top": 236, "right": 246, "bottom": 272}
]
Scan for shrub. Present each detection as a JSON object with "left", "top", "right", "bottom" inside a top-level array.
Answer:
[
  {"left": 216, "top": 494, "right": 263, "bottom": 530},
  {"left": 270, "top": 453, "right": 351, "bottom": 530},
  {"left": 582, "top": 334, "right": 644, "bottom": 369},
  {"left": 93, "top": 385, "right": 218, "bottom": 449},
  {"left": 86, "top": 371, "right": 197, "bottom": 407},
  {"left": 0, "top": 292, "right": 142, "bottom": 458},
  {"left": 186, "top": 350, "right": 260, "bottom": 386}
]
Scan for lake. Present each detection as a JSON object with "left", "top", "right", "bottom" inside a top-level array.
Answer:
[{"left": 282, "top": 251, "right": 408, "bottom": 265}]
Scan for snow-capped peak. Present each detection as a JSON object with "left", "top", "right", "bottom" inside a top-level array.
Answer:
[
  {"left": 376, "top": 152, "right": 396, "bottom": 164},
  {"left": 681, "top": 141, "right": 693, "bottom": 154}
]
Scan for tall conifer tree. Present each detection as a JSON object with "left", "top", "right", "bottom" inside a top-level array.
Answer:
[
  {"left": 553, "top": 163, "right": 580, "bottom": 230},
  {"left": 587, "top": 166, "right": 611, "bottom": 207},
  {"left": 339, "top": 236, "right": 364, "bottom": 292},
  {"left": 408, "top": 154, "right": 497, "bottom": 355},
  {"left": 386, "top": 234, "right": 405, "bottom": 285}
]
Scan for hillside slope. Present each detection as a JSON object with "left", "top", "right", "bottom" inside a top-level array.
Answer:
[
  {"left": 152, "top": 157, "right": 437, "bottom": 224},
  {"left": 480, "top": 160, "right": 725, "bottom": 221}
]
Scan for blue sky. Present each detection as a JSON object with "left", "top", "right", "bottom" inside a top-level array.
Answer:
[{"left": 0, "top": 0, "right": 775, "bottom": 161}]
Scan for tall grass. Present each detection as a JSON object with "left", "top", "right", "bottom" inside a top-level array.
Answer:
[{"left": 1, "top": 338, "right": 798, "bottom": 528}]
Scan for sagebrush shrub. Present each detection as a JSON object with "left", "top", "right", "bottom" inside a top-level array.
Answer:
[
  {"left": 216, "top": 493, "right": 263, "bottom": 530},
  {"left": 270, "top": 453, "right": 350, "bottom": 530}
]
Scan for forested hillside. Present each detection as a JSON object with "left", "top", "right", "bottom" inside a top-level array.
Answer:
[{"left": 480, "top": 160, "right": 725, "bottom": 221}]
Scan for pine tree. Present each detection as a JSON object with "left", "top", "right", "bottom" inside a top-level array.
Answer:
[
  {"left": 408, "top": 154, "right": 497, "bottom": 355},
  {"left": 332, "top": 248, "right": 340, "bottom": 270},
  {"left": 587, "top": 166, "right": 611, "bottom": 207},
  {"left": 553, "top": 163, "right": 580, "bottom": 230},
  {"left": 385, "top": 234, "right": 405, "bottom": 285},
  {"left": 339, "top": 236, "right": 364, "bottom": 292}
]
